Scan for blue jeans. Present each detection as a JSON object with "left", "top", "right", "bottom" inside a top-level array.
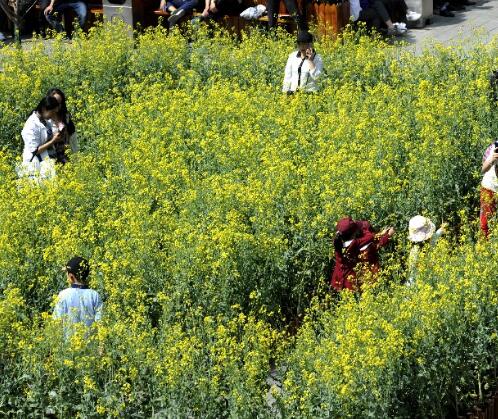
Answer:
[
  {"left": 45, "top": 1, "right": 88, "bottom": 33},
  {"left": 166, "top": 0, "right": 198, "bottom": 12}
]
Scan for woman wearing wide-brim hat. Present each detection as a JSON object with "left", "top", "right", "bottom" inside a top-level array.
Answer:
[
  {"left": 330, "top": 217, "right": 394, "bottom": 292},
  {"left": 407, "top": 215, "right": 446, "bottom": 286}
]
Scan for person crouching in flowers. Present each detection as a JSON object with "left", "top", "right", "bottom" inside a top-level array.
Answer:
[
  {"left": 54, "top": 256, "right": 103, "bottom": 337},
  {"left": 480, "top": 140, "right": 498, "bottom": 238},
  {"left": 330, "top": 217, "right": 395, "bottom": 291},
  {"left": 407, "top": 215, "right": 446, "bottom": 286},
  {"left": 282, "top": 31, "right": 323, "bottom": 94}
]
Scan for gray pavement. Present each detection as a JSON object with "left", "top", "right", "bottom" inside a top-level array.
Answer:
[{"left": 403, "top": 0, "right": 498, "bottom": 51}]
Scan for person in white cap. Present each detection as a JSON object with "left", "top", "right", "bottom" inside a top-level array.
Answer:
[{"left": 407, "top": 216, "right": 447, "bottom": 285}]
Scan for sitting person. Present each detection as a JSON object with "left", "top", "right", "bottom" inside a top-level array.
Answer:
[
  {"left": 200, "top": 0, "right": 243, "bottom": 20},
  {"left": 330, "top": 217, "right": 394, "bottom": 291},
  {"left": 407, "top": 216, "right": 446, "bottom": 285},
  {"left": 44, "top": 0, "right": 87, "bottom": 36},
  {"left": 266, "top": 0, "right": 306, "bottom": 31},
  {"left": 20, "top": 96, "right": 63, "bottom": 179},
  {"left": 160, "top": 0, "right": 199, "bottom": 27},
  {"left": 54, "top": 256, "right": 103, "bottom": 336},
  {"left": 47, "top": 88, "right": 79, "bottom": 164},
  {"left": 480, "top": 140, "right": 498, "bottom": 238},
  {"left": 282, "top": 31, "right": 323, "bottom": 94},
  {"left": 350, "top": 0, "right": 408, "bottom": 36}
]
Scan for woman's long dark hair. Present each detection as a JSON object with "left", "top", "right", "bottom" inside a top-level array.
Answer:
[
  {"left": 34, "top": 95, "right": 60, "bottom": 117},
  {"left": 46, "top": 88, "right": 76, "bottom": 135}
]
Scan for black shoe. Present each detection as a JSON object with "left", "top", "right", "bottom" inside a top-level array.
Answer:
[{"left": 168, "top": 8, "right": 186, "bottom": 27}]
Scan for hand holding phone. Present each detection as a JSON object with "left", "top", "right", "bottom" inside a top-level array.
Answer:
[{"left": 305, "top": 47, "right": 315, "bottom": 61}]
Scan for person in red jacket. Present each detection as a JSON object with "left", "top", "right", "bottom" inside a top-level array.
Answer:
[{"left": 330, "top": 217, "right": 395, "bottom": 291}]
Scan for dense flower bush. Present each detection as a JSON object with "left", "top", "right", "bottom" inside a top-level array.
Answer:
[{"left": 1, "top": 22, "right": 498, "bottom": 416}]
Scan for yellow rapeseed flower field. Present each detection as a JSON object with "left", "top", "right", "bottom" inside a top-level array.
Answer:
[{"left": 1, "top": 21, "right": 498, "bottom": 416}]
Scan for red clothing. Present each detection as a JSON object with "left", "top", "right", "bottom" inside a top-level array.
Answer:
[
  {"left": 330, "top": 221, "right": 391, "bottom": 291},
  {"left": 480, "top": 187, "right": 497, "bottom": 238}
]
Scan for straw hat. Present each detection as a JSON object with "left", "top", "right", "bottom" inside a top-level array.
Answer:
[{"left": 408, "top": 215, "right": 436, "bottom": 243}]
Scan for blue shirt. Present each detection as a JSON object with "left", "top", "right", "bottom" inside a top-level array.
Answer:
[{"left": 53, "top": 284, "right": 103, "bottom": 327}]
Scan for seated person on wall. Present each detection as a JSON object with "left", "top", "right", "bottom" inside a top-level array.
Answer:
[
  {"left": 160, "top": 0, "right": 199, "bottom": 27},
  {"left": 266, "top": 0, "right": 307, "bottom": 31},
  {"left": 350, "top": 0, "right": 409, "bottom": 36},
  {"left": 199, "top": 0, "right": 243, "bottom": 20},
  {"left": 44, "top": 0, "right": 87, "bottom": 36},
  {"left": 282, "top": 31, "right": 323, "bottom": 94}
]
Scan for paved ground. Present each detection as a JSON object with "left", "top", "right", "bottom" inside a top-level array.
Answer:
[{"left": 403, "top": 0, "right": 498, "bottom": 51}]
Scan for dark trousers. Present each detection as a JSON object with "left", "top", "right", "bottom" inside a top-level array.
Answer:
[
  {"left": 45, "top": 1, "right": 88, "bottom": 33},
  {"left": 166, "top": 0, "right": 198, "bottom": 11},
  {"left": 266, "top": 0, "right": 306, "bottom": 30},
  {"left": 358, "top": 0, "right": 407, "bottom": 30},
  {"left": 358, "top": 1, "right": 389, "bottom": 30},
  {"left": 38, "top": 0, "right": 51, "bottom": 34},
  {"left": 382, "top": 0, "right": 407, "bottom": 23}
]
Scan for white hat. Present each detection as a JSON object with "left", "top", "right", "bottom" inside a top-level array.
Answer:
[{"left": 408, "top": 215, "right": 436, "bottom": 243}]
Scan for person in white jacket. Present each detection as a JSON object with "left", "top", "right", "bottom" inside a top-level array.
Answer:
[
  {"left": 282, "top": 31, "right": 323, "bottom": 94},
  {"left": 19, "top": 96, "right": 63, "bottom": 179}
]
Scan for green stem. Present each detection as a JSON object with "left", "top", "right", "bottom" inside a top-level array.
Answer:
[{"left": 478, "top": 370, "right": 483, "bottom": 402}]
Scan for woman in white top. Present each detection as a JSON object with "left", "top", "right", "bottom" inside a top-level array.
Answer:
[
  {"left": 20, "top": 96, "right": 63, "bottom": 178},
  {"left": 480, "top": 140, "right": 498, "bottom": 237},
  {"left": 282, "top": 31, "right": 323, "bottom": 94}
]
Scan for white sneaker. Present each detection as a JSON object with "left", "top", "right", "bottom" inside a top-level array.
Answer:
[
  {"left": 406, "top": 10, "right": 422, "bottom": 21},
  {"left": 0, "top": 32, "right": 6, "bottom": 41},
  {"left": 393, "top": 22, "right": 408, "bottom": 35}
]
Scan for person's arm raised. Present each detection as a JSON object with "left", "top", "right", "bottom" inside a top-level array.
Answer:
[
  {"left": 482, "top": 151, "right": 498, "bottom": 174},
  {"left": 308, "top": 53, "right": 323, "bottom": 79},
  {"left": 376, "top": 227, "right": 395, "bottom": 248},
  {"left": 37, "top": 131, "right": 63, "bottom": 155}
]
